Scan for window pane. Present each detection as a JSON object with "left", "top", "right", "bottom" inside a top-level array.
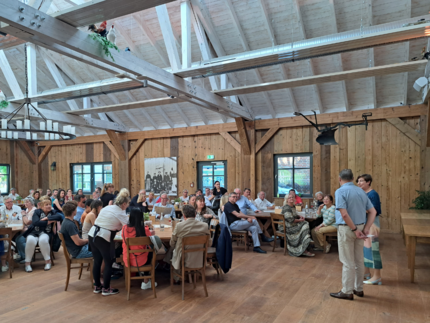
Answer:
[
  {"left": 214, "top": 176, "right": 224, "bottom": 187},
  {"left": 0, "top": 175, "right": 8, "bottom": 193},
  {"left": 104, "top": 164, "right": 112, "bottom": 172},
  {"left": 94, "top": 174, "right": 103, "bottom": 190},
  {"left": 278, "top": 169, "right": 293, "bottom": 196},
  {"left": 83, "top": 165, "right": 91, "bottom": 173},
  {"left": 202, "top": 176, "right": 213, "bottom": 188},
  {"left": 202, "top": 165, "right": 213, "bottom": 176},
  {"left": 294, "top": 169, "right": 311, "bottom": 195},
  {"left": 278, "top": 157, "right": 293, "bottom": 169},
  {"left": 0, "top": 166, "right": 8, "bottom": 174},
  {"left": 73, "top": 165, "right": 82, "bottom": 174},
  {"left": 294, "top": 156, "right": 311, "bottom": 168},
  {"left": 73, "top": 174, "right": 82, "bottom": 192},
  {"left": 104, "top": 174, "right": 112, "bottom": 184},
  {"left": 214, "top": 165, "right": 224, "bottom": 176},
  {"left": 83, "top": 174, "right": 91, "bottom": 192},
  {"left": 94, "top": 165, "right": 102, "bottom": 173}
]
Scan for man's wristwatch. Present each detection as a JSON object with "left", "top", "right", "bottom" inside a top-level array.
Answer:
[{"left": 351, "top": 226, "right": 358, "bottom": 232}]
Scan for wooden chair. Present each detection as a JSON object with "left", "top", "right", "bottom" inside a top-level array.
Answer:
[
  {"left": 207, "top": 224, "right": 223, "bottom": 279},
  {"left": 73, "top": 220, "right": 81, "bottom": 233},
  {"left": 124, "top": 236, "right": 157, "bottom": 300},
  {"left": 170, "top": 235, "right": 209, "bottom": 300},
  {"left": 323, "top": 231, "right": 338, "bottom": 254},
  {"left": 270, "top": 213, "right": 288, "bottom": 255},
  {"left": 33, "top": 236, "right": 56, "bottom": 266},
  {"left": 231, "top": 230, "right": 249, "bottom": 252},
  {"left": 58, "top": 232, "right": 93, "bottom": 291},
  {"left": 0, "top": 228, "right": 13, "bottom": 278}
]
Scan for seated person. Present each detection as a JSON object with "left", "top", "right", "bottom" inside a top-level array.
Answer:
[
  {"left": 165, "top": 205, "right": 209, "bottom": 282},
  {"left": 243, "top": 188, "right": 254, "bottom": 201},
  {"left": 218, "top": 195, "right": 229, "bottom": 217},
  {"left": 213, "top": 181, "right": 227, "bottom": 198},
  {"left": 121, "top": 208, "right": 155, "bottom": 290},
  {"left": 8, "top": 188, "right": 20, "bottom": 201},
  {"left": 153, "top": 193, "right": 175, "bottom": 218},
  {"left": 26, "top": 189, "right": 35, "bottom": 199},
  {"left": 60, "top": 202, "right": 92, "bottom": 259},
  {"left": 195, "top": 196, "right": 217, "bottom": 227},
  {"left": 146, "top": 192, "right": 156, "bottom": 209},
  {"left": 0, "top": 197, "right": 22, "bottom": 221},
  {"left": 279, "top": 195, "right": 314, "bottom": 257},
  {"left": 315, "top": 191, "right": 324, "bottom": 206},
  {"left": 234, "top": 188, "right": 261, "bottom": 215},
  {"left": 82, "top": 200, "right": 103, "bottom": 239},
  {"left": 204, "top": 188, "right": 214, "bottom": 207},
  {"left": 288, "top": 189, "right": 303, "bottom": 205},
  {"left": 53, "top": 189, "right": 66, "bottom": 221},
  {"left": 179, "top": 189, "right": 189, "bottom": 203},
  {"left": 195, "top": 189, "right": 203, "bottom": 197},
  {"left": 80, "top": 199, "right": 94, "bottom": 225},
  {"left": 130, "top": 189, "right": 149, "bottom": 213},
  {"left": 187, "top": 194, "right": 197, "bottom": 208},
  {"left": 73, "top": 194, "right": 87, "bottom": 225},
  {"left": 311, "top": 195, "right": 337, "bottom": 253},
  {"left": 24, "top": 199, "right": 62, "bottom": 272},
  {"left": 253, "top": 191, "right": 275, "bottom": 210},
  {"left": 224, "top": 192, "right": 272, "bottom": 254},
  {"left": 15, "top": 198, "right": 37, "bottom": 263}
]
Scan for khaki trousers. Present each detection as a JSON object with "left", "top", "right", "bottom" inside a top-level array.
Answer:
[
  {"left": 338, "top": 224, "right": 365, "bottom": 294},
  {"left": 311, "top": 225, "right": 337, "bottom": 249}
]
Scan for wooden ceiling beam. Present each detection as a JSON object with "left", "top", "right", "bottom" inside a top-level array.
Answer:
[
  {"left": 38, "top": 145, "right": 52, "bottom": 163},
  {"left": 214, "top": 60, "right": 427, "bottom": 97},
  {"left": 106, "top": 130, "right": 126, "bottom": 161},
  {"left": 17, "top": 141, "right": 36, "bottom": 164},
  {"left": 219, "top": 132, "right": 241, "bottom": 153},
  {"left": 0, "top": 35, "right": 25, "bottom": 50},
  {"left": 104, "top": 141, "right": 120, "bottom": 160},
  {"left": 235, "top": 117, "right": 250, "bottom": 155},
  {"left": 129, "top": 138, "right": 146, "bottom": 160},
  {"left": 255, "top": 127, "right": 280, "bottom": 153}
]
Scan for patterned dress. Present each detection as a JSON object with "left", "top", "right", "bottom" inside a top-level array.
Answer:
[
  {"left": 364, "top": 190, "right": 383, "bottom": 269},
  {"left": 279, "top": 204, "right": 312, "bottom": 257}
]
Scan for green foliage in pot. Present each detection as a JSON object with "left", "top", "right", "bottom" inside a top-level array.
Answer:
[
  {"left": 89, "top": 33, "right": 120, "bottom": 61},
  {"left": 411, "top": 190, "right": 430, "bottom": 209}
]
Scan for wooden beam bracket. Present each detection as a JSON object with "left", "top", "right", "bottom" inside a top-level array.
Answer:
[
  {"left": 219, "top": 132, "right": 241, "bottom": 153},
  {"left": 17, "top": 141, "right": 36, "bottom": 164},
  {"left": 38, "top": 145, "right": 52, "bottom": 164},
  {"left": 106, "top": 130, "right": 126, "bottom": 161},
  {"left": 255, "top": 127, "right": 280, "bottom": 153},
  {"left": 128, "top": 138, "right": 146, "bottom": 160},
  {"left": 235, "top": 117, "right": 250, "bottom": 155},
  {"left": 386, "top": 118, "right": 421, "bottom": 146}
]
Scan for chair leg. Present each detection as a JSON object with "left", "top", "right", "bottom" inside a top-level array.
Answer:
[
  {"left": 65, "top": 264, "right": 71, "bottom": 291},
  {"left": 182, "top": 270, "right": 185, "bottom": 300},
  {"left": 272, "top": 236, "right": 276, "bottom": 252},
  {"left": 201, "top": 269, "right": 208, "bottom": 297},
  {"left": 8, "top": 249, "right": 13, "bottom": 279},
  {"left": 151, "top": 269, "right": 157, "bottom": 299},
  {"left": 170, "top": 264, "right": 174, "bottom": 292},
  {"left": 244, "top": 234, "right": 248, "bottom": 252},
  {"left": 193, "top": 273, "right": 197, "bottom": 289},
  {"left": 89, "top": 261, "right": 94, "bottom": 289},
  {"left": 78, "top": 263, "right": 83, "bottom": 280},
  {"left": 51, "top": 250, "right": 55, "bottom": 266},
  {"left": 126, "top": 269, "right": 131, "bottom": 301},
  {"left": 283, "top": 237, "right": 287, "bottom": 256}
]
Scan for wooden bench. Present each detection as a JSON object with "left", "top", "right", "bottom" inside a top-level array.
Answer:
[{"left": 323, "top": 231, "right": 337, "bottom": 254}]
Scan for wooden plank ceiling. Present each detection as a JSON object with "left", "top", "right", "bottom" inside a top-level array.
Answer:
[{"left": 0, "top": 0, "right": 429, "bottom": 136}]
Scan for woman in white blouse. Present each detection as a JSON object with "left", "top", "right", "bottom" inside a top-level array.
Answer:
[
  {"left": 88, "top": 188, "right": 130, "bottom": 296},
  {"left": 15, "top": 198, "right": 36, "bottom": 263},
  {"left": 179, "top": 189, "right": 189, "bottom": 203}
]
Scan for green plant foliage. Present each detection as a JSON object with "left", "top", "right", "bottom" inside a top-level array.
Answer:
[
  {"left": 411, "top": 190, "right": 430, "bottom": 209},
  {"left": 144, "top": 212, "right": 150, "bottom": 221},
  {"left": 174, "top": 198, "right": 181, "bottom": 203},
  {"left": 89, "top": 33, "right": 120, "bottom": 62},
  {"left": 0, "top": 100, "right": 9, "bottom": 109}
]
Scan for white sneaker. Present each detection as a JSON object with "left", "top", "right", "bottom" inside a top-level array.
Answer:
[
  {"left": 1, "top": 265, "right": 8, "bottom": 272},
  {"left": 141, "top": 280, "right": 157, "bottom": 290},
  {"left": 25, "top": 265, "right": 33, "bottom": 272},
  {"left": 325, "top": 243, "right": 332, "bottom": 254},
  {"left": 44, "top": 263, "right": 51, "bottom": 271}
]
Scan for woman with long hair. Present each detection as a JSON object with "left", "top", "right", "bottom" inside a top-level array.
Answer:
[
  {"left": 213, "top": 181, "right": 227, "bottom": 198},
  {"left": 88, "top": 189, "right": 130, "bottom": 296},
  {"left": 32, "top": 191, "right": 41, "bottom": 207},
  {"left": 100, "top": 183, "right": 115, "bottom": 207},
  {"left": 121, "top": 208, "right": 155, "bottom": 290},
  {"left": 65, "top": 189, "right": 74, "bottom": 202},
  {"left": 53, "top": 189, "right": 66, "bottom": 220},
  {"left": 77, "top": 189, "right": 83, "bottom": 195},
  {"left": 195, "top": 196, "right": 217, "bottom": 227},
  {"left": 82, "top": 200, "right": 103, "bottom": 239},
  {"left": 357, "top": 174, "right": 383, "bottom": 285},
  {"left": 188, "top": 194, "right": 197, "bottom": 208}
]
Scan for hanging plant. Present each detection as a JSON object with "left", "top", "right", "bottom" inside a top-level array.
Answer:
[
  {"left": 0, "top": 100, "right": 9, "bottom": 109},
  {"left": 89, "top": 33, "right": 120, "bottom": 62}
]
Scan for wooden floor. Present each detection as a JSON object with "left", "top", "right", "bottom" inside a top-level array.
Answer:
[{"left": 1, "top": 232, "right": 429, "bottom": 323}]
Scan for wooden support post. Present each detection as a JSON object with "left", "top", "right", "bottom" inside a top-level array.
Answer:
[
  {"left": 250, "top": 123, "right": 256, "bottom": 199},
  {"left": 129, "top": 138, "right": 146, "bottom": 160},
  {"left": 219, "top": 132, "right": 241, "bottom": 153},
  {"left": 106, "top": 130, "right": 126, "bottom": 161},
  {"left": 255, "top": 127, "right": 279, "bottom": 153},
  {"left": 38, "top": 145, "right": 52, "bottom": 164},
  {"left": 235, "top": 118, "right": 251, "bottom": 155},
  {"left": 17, "top": 141, "right": 36, "bottom": 164},
  {"left": 427, "top": 100, "right": 430, "bottom": 148},
  {"left": 34, "top": 143, "right": 40, "bottom": 190},
  {"left": 118, "top": 140, "right": 130, "bottom": 190}
]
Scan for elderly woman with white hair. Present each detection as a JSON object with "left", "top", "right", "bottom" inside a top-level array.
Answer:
[
  {"left": 179, "top": 189, "right": 189, "bottom": 203},
  {"left": 315, "top": 191, "right": 324, "bottom": 207}
]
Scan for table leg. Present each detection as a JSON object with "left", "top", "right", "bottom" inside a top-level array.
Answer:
[{"left": 409, "top": 235, "right": 417, "bottom": 283}]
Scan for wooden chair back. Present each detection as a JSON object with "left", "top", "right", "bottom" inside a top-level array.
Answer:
[
  {"left": 58, "top": 232, "right": 71, "bottom": 263},
  {"left": 124, "top": 236, "right": 157, "bottom": 299},
  {"left": 270, "top": 213, "right": 288, "bottom": 255},
  {"left": 181, "top": 235, "right": 209, "bottom": 270},
  {"left": 209, "top": 219, "right": 219, "bottom": 239},
  {"left": 0, "top": 228, "right": 13, "bottom": 278},
  {"left": 73, "top": 220, "right": 80, "bottom": 231}
]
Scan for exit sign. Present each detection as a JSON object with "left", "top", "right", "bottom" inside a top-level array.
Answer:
[{"left": 207, "top": 155, "right": 215, "bottom": 159}]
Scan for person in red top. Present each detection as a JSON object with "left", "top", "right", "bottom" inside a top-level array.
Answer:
[
  {"left": 121, "top": 208, "right": 156, "bottom": 290},
  {"left": 289, "top": 189, "right": 303, "bottom": 205}
]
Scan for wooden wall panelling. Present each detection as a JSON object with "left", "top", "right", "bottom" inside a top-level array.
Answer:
[
  {"left": 364, "top": 122, "right": 373, "bottom": 176},
  {"left": 118, "top": 140, "right": 129, "bottom": 189},
  {"left": 330, "top": 128, "right": 340, "bottom": 196},
  {"left": 260, "top": 129, "right": 274, "bottom": 199},
  {"left": 419, "top": 115, "right": 429, "bottom": 190},
  {"left": 225, "top": 132, "right": 238, "bottom": 192},
  {"left": 10, "top": 142, "right": 16, "bottom": 191},
  {"left": 347, "top": 126, "right": 356, "bottom": 172},
  {"left": 312, "top": 128, "right": 321, "bottom": 195},
  {"left": 86, "top": 142, "right": 94, "bottom": 163},
  {"left": 40, "top": 149, "right": 49, "bottom": 191},
  {"left": 390, "top": 122, "right": 400, "bottom": 232},
  {"left": 255, "top": 131, "right": 264, "bottom": 197},
  {"left": 338, "top": 125, "right": 348, "bottom": 171},
  {"left": 320, "top": 145, "right": 331, "bottom": 195},
  {"left": 372, "top": 120, "right": 382, "bottom": 202},
  {"left": 355, "top": 125, "right": 365, "bottom": 175}
]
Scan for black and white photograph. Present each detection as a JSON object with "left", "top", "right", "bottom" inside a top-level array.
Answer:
[{"left": 144, "top": 157, "right": 177, "bottom": 195}]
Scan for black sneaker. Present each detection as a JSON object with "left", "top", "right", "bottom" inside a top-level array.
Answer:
[
  {"left": 253, "top": 247, "right": 267, "bottom": 254},
  {"left": 93, "top": 286, "right": 102, "bottom": 294},
  {"left": 102, "top": 287, "right": 119, "bottom": 296},
  {"left": 261, "top": 235, "right": 274, "bottom": 243}
]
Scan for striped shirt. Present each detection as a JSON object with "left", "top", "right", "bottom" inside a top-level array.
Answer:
[{"left": 321, "top": 205, "right": 337, "bottom": 228}]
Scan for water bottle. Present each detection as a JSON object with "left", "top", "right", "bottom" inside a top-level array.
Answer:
[
  {"left": 160, "top": 213, "right": 165, "bottom": 231},
  {"left": 305, "top": 204, "right": 309, "bottom": 217}
]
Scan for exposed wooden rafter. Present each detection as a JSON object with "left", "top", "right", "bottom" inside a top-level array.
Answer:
[
  {"left": 386, "top": 118, "right": 421, "bottom": 146},
  {"left": 235, "top": 117, "right": 251, "bottom": 155},
  {"left": 106, "top": 130, "right": 126, "bottom": 161},
  {"left": 129, "top": 138, "right": 146, "bottom": 160},
  {"left": 38, "top": 145, "right": 52, "bottom": 163},
  {"left": 219, "top": 132, "right": 241, "bottom": 153},
  {"left": 17, "top": 141, "right": 36, "bottom": 164},
  {"left": 255, "top": 127, "right": 280, "bottom": 153}
]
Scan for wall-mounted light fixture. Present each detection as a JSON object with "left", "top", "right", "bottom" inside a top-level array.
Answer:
[{"left": 50, "top": 161, "right": 56, "bottom": 171}]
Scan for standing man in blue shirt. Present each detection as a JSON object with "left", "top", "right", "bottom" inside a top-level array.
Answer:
[
  {"left": 234, "top": 188, "right": 261, "bottom": 215},
  {"left": 330, "top": 169, "right": 376, "bottom": 300}
]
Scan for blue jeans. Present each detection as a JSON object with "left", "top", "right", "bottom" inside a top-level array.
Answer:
[
  {"left": 75, "top": 244, "right": 93, "bottom": 259},
  {"left": 16, "top": 235, "right": 26, "bottom": 260}
]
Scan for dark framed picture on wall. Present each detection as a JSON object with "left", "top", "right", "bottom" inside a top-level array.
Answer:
[
  {"left": 144, "top": 157, "right": 177, "bottom": 195},
  {"left": 274, "top": 153, "right": 313, "bottom": 198}
]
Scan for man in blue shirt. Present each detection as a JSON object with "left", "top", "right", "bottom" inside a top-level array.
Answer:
[
  {"left": 73, "top": 194, "right": 87, "bottom": 225},
  {"left": 330, "top": 169, "right": 376, "bottom": 301},
  {"left": 234, "top": 188, "right": 261, "bottom": 215}
]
